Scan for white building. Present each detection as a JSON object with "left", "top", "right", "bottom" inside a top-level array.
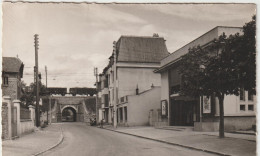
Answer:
[{"left": 154, "top": 26, "right": 256, "bottom": 131}]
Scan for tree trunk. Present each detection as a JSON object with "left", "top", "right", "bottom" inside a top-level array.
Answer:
[{"left": 219, "top": 94, "right": 225, "bottom": 138}]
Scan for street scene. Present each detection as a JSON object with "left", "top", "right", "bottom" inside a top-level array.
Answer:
[{"left": 1, "top": 2, "right": 257, "bottom": 156}]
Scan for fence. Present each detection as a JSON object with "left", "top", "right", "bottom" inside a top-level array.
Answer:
[
  {"left": 20, "top": 108, "right": 31, "bottom": 120},
  {"left": 1, "top": 97, "right": 35, "bottom": 140}
]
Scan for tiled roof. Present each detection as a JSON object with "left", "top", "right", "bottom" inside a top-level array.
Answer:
[
  {"left": 2, "top": 57, "right": 23, "bottom": 73},
  {"left": 116, "top": 36, "right": 169, "bottom": 63}
]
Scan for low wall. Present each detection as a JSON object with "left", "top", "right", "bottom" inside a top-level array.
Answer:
[
  {"left": 194, "top": 116, "right": 256, "bottom": 132},
  {"left": 194, "top": 122, "right": 219, "bottom": 132},
  {"left": 224, "top": 116, "right": 256, "bottom": 131},
  {"left": 20, "top": 120, "right": 34, "bottom": 135},
  {"left": 127, "top": 87, "right": 161, "bottom": 126}
]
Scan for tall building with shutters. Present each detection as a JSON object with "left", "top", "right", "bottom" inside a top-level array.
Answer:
[{"left": 97, "top": 35, "right": 169, "bottom": 126}]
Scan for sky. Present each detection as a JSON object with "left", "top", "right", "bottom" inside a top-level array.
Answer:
[{"left": 2, "top": 2, "right": 256, "bottom": 88}]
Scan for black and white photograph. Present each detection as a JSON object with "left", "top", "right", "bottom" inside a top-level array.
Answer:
[{"left": 1, "top": 1, "right": 257, "bottom": 156}]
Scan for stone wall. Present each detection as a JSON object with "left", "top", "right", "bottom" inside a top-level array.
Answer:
[
  {"left": 77, "top": 104, "right": 84, "bottom": 122},
  {"left": 2, "top": 102, "right": 9, "bottom": 139}
]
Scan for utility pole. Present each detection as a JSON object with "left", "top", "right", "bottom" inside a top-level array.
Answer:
[
  {"left": 94, "top": 67, "right": 99, "bottom": 123},
  {"left": 34, "top": 34, "right": 40, "bottom": 127},
  {"left": 45, "top": 66, "right": 49, "bottom": 124},
  {"left": 113, "top": 41, "right": 117, "bottom": 128},
  {"left": 45, "top": 66, "right": 47, "bottom": 88},
  {"left": 49, "top": 96, "right": 52, "bottom": 125}
]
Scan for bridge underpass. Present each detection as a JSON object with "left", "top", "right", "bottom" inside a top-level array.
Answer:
[
  {"left": 62, "top": 107, "right": 77, "bottom": 122},
  {"left": 41, "top": 96, "right": 96, "bottom": 124}
]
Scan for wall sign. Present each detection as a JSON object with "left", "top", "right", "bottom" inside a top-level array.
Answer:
[
  {"left": 203, "top": 96, "right": 211, "bottom": 114},
  {"left": 161, "top": 100, "right": 168, "bottom": 117}
]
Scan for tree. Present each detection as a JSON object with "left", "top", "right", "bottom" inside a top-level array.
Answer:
[
  {"left": 20, "top": 81, "right": 48, "bottom": 109},
  {"left": 178, "top": 15, "right": 256, "bottom": 138}
]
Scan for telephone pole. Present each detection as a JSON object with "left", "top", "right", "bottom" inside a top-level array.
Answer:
[
  {"left": 94, "top": 67, "right": 99, "bottom": 123},
  {"left": 45, "top": 66, "right": 49, "bottom": 124},
  {"left": 34, "top": 34, "right": 40, "bottom": 127},
  {"left": 45, "top": 66, "right": 47, "bottom": 88}
]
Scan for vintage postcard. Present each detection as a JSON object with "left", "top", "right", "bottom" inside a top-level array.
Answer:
[{"left": 1, "top": 2, "right": 256, "bottom": 156}]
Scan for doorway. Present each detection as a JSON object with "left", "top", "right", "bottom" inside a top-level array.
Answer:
[{"left": 170, "top": 99, "right": 199, "bottom": 126}]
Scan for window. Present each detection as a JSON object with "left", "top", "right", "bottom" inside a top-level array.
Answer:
[
  {"left": 108, "top": 91, "right": 110, "bottom": 103},
  {"left": 240, "top": 88, "right": 245, "bottom": 101},
  {"left": 248, "top": 91, "right": 254, "bottom": 101},
  {"left": 124, "top": 107, "right": 127, "bottom": 122},
  {"left": 3, "top": 76, "right": 8, "bottom": 85},
  {"left": 239, "top": 89, "right": 255, "bottom": 113},
  {"left": 248, "top": 105, "right": 254, "bottom": 111},
  {"left": 240, "top": 105, "right": 246, "bottom": 111}
]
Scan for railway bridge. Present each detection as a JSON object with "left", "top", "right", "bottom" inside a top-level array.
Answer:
[{"left": 42, "top": 96, "right": 96, "bottom": 123}]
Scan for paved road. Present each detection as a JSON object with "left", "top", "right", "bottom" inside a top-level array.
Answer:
[{"left": 45, "top": 122, "right": 217, "bottom": 156}]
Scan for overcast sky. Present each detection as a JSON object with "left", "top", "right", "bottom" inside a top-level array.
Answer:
[{"left": 2, "top": 2, "right": 256, "bottom": 88}]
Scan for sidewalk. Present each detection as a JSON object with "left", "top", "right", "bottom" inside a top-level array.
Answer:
[
  {"left": 102, "top": 125, "right": 256, "bottom": 156},
  {"left": 2, "top": 123, "right": 63, "bottom": 156}
]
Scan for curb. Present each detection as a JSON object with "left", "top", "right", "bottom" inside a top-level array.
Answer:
[
  {"left": 228, "top": 131, "right": 256, "bottom": 136},
  {"left": 101, "top": 127, "right": 231, "bottom": 156},
  {"left": 32, "top": 126, "right": 64, "bottom": 156}
]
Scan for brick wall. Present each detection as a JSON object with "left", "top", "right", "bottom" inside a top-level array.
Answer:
[
  {"left": 2, "top": 74, "right": 19, "bottom": 102},
  {"left": 2, "top": 102, "right": 9, "bottom": 139}
]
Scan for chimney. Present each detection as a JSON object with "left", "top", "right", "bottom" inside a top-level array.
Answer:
[
  {"left": 136, "top": 84, "right": 139, "bottom": 95},
  {"left": 153, "top": 33, "right": 159, "bottom": 37}
]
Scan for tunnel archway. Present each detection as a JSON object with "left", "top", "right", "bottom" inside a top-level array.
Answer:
[{"left": 62, "top": 107, "right": 77, "bottom": 122}]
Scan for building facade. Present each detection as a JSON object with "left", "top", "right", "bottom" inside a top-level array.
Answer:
[
  {"left": 155, "top": 26, "right": 256, "bottom": 131},
  {"left": 98, "top": 35, "right": 169, "bottom": 127},
  {"left": 2, "top": 57, "right": 24, "bottom": 101}
]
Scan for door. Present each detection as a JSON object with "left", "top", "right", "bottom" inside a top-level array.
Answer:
[
  {"left": 170, "top": 99, "right": 198, "bottom": 126},
  {"left": 170, "top": 99, "right": 183, "bottom": 126}
]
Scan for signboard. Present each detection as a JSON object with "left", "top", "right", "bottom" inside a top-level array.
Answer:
[
  {"left": 161, "top": 100, "right": 168, "bottom": 117},
  {"left": 203, "top": 96, "right": 211, "bottom": 113}
]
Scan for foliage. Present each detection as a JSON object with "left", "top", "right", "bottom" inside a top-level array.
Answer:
[
  {"left": 179, "top": 15, "right": 256, "bottom": 98},
  {"left": 178, "top": 15, "right": 256, "bottom": 138},
  {"left": 20, "top": 81, "right": 48, "bottom": 109}
]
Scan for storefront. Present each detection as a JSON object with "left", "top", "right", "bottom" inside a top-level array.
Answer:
[{"left": 170, "top": 98, "right": 199, "bottom": 126}]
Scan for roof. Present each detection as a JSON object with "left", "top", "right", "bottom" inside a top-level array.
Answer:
[
  {"left": 116, "top": 36, "right": 169, "bottom": 63},
  {"left": 155, "top": 26, "right": 242, "bottom": 73},
  {"left": 2, "top": 57, "right": 24, "bottom": 73}
]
